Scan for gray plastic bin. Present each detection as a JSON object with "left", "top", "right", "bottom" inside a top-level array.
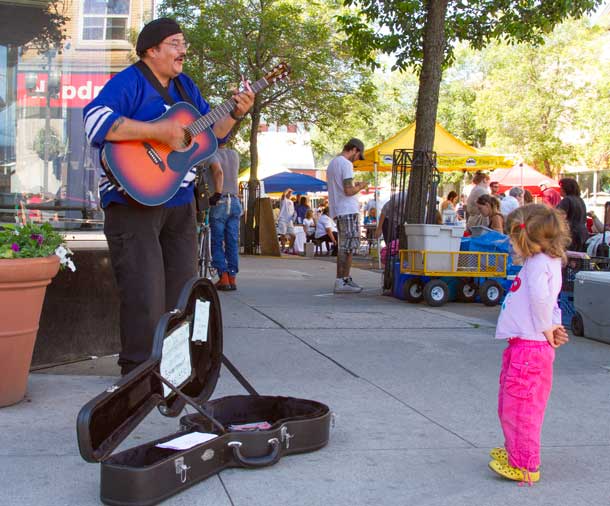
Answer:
[{"left": 573, "top": 271, "right": 610, "bottom": 344}]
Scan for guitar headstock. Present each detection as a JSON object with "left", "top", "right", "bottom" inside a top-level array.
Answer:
[{"left": 264, "top": 62, "right": 291, "bottom": 84}]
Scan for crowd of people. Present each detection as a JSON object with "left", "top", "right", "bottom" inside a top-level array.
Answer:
[
  {"left": 272, "top": 191, "right": 337, "bottom": 255},
  {"left": 441, "top": 170, "right": 607, "bottom": 253}
]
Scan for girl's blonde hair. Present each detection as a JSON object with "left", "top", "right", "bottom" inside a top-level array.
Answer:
[
  {"left": 305, "top": 209, "right": 313, "bottom": 219},
  {"left": 506, "top": 204, "right": 571, "bottom": 262}
]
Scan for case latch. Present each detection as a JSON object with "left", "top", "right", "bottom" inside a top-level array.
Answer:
[
  {"left": 174, "top": 457, "right": 190, "bottom": 483},
  {"left": 280, "top": 425, "right": 293, "bottom": 449}
]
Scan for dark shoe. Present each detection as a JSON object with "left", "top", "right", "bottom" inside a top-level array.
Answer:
[
  {"left": 228, "top": 275, "right": 237, "bottom": 291},
  {"left": 216, "top": 272, "right": 231, "bottom": 291}
]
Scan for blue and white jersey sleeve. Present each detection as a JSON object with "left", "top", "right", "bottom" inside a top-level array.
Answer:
[{"left": 83, "top": 67, "right": 140, "bottom": 148}]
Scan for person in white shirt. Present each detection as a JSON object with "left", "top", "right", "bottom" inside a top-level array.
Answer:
[
  {"left": 500, "top": 187, "right": 523, "bottom": 216},
  {"left": 314, "top": 207, "right": 338, "bottom": 255},
  {"left": 302, "top": 209, "right": 316, "bottom": 241},
  {"left": 277, "top": 188, "right": 296, "bottom": 254},
  {"left": 327, "top": 138, "right": 368, "bottom": 293}
]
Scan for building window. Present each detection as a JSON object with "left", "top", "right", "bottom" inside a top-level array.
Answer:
[{"left": 83, "top": 0, "right": 129, "bottom": 41}]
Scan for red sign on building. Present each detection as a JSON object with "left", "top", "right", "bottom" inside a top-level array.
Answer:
[{"left": 17, "top": 73, "right": 112, "bottom": 108}]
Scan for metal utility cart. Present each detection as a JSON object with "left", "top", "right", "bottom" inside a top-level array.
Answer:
[{"left": 399, "top": 249, "right": 509, "bottom": 307}]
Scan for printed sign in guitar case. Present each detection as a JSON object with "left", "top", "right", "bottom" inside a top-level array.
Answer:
[
  {"left": 77, "top": 277, "right": 332, "bottom": 506},
  {"left": 102, "top": 63, "right": 290, "bottom": 206}
]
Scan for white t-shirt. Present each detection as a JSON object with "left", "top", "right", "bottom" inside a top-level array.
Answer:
[
  {"left": 315, "top": 214, "right": 337, "bottom": 238},
  {"left": 500, "top": 195, "right": 519, "bottom": 216},
  {"left": 303, "top": 217, "right": 315, "bottom": 235},
  {"left": 326, "top": 155, "right": 359, "bottom": 218},
  {"left": 278, "top": 197, "right": 295, "bottom": 223}
]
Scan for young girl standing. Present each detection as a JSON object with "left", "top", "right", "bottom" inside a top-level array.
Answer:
[{"left": 489, "top": 204, "right": 571, "bottom": 484}]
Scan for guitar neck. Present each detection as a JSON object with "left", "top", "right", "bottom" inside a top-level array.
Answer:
[{"left": 188, "top": 77, "right": 269, "bottom": 136}]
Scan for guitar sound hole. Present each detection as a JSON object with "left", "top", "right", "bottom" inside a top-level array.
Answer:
[{"left": 183, "top": 130, "right": 192, "bottom": 148}]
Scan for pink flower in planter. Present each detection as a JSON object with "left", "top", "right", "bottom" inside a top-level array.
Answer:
[{"left": 11, "top": 243, "right": 20, "bottom": 252}]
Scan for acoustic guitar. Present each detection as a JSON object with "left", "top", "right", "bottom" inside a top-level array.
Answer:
[{"left": 101, "top": 62, "right": 290, "bottom": 206}]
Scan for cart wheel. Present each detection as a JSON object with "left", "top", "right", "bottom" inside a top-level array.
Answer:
[
  {"left": 571, "top": 312, "right": 584, "bottom": 337},
  {"left": 403, "top": 278, "right": 424, "bottom": 303},
  {"left": 423, "top": 279, "right": 450, "bottom": 307},
  {"left": 479, "top": 280, "right": 503, "bottom": 306},
  {"left": 456, "top": 280, "right": 477, "bottom": 303}
]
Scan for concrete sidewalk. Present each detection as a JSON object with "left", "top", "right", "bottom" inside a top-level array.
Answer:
[{"left": 2, "top": 255, "right": 610, "bottom": 506}]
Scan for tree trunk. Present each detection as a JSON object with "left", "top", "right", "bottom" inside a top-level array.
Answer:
[
  {"left": 244, "top": 105, "right": 261, "bottom": 254},
  {"left": 405, "top": 0, "right": 448, "bottom": 225},
  {"left": 543, "top": 159, "right": 551, "bottom": 177}
]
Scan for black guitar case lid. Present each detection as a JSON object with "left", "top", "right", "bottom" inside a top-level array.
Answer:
[{"left": 77, "top": 277, "right": 225, "bottom": 463}]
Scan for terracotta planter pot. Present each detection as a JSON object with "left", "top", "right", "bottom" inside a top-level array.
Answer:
[{"left": 0, "top": 255, "right": 60, "bottom": 407}]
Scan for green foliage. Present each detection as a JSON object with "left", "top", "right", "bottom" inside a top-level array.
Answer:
[
  {"left": 473, "top": 18, "right": 603, "bottom": 176},
  {"left": 33, "top": 127, "right": 63, "bottom": 161},
  {"left": 573, "top": 33, "right": 610, "bottom": 171},
  {"left": 158, "top": 0, "right": 373, "bottom": 175},
  {"left": 437, "top": 46, "right": 487, "bottom": 147},
  {"left": 339, "top": 0, "right": 602, "bottom": 71},
  {"left": 0, "top": 222, "right": 65, "bottom": 260},
  {"left": 310, "top": 67, "right": 418, "bottom": 163},
  {"left": 27, "top": 0, "right": 69, "bottom": 54}
]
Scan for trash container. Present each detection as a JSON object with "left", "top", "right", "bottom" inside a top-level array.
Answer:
[
  {"left": 404, "top": 224, "right": 465, "bottom": 271},
  {"left": 573, "top": 271, "right": 610, "bottom": 343}
]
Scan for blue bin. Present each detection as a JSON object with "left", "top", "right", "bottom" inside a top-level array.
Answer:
[{"left": 558, "top": 291, "right": 575, "bottom": 327}]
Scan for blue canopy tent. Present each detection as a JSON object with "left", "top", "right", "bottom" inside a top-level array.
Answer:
[{"left": 261, "top": 171, "right": 327, "bottom": 194}]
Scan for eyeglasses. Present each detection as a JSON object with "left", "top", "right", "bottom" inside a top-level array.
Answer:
[{"left": 161, "top": 41, "right": 190, "bottom": 51}]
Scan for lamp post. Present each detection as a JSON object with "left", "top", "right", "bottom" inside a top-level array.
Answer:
[
  {"left": 25, "top": 50, "right": 59, "bottom": 194},
  {"left": 43, "top": 49, "right": 59, "bottom": 193}
]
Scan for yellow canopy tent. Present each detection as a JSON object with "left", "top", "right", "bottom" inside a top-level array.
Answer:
[{"left": 353, "top": 122, "right": 514, "bottom": 172}]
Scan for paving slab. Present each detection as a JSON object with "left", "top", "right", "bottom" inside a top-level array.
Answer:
[
  {"left": 3, "top": 255, "right": 610, "bottom": 506},
  {"left": 289, "top": 327, "right": 610, "bottom": 449},
  {"left": 220, "top": 446, "right": 610, "bottom": 506},
  {"left": 0, "top": 454, "right": 231, "bottom": 506}
]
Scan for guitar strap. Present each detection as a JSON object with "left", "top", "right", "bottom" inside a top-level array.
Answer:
[{"left": 135, "top": 60, "right": 195, "bottom": 107}]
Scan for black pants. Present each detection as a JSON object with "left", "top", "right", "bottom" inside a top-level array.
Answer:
[
  {"left": 104, "top": 201, "right": 197, "bottom": 371},
  {"left": 382, "top": 222, "right": 400, "bottom": 244},
  {"left": 317, "top": 232, "right": 338, "bottom": 254}
]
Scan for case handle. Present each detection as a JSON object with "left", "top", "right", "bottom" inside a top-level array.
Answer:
[{"left": 228, "top": 438, "right": 281, "bottom": 468}]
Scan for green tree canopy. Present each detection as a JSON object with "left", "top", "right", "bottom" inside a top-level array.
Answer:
[
  {"left": 339, "top": 0, "right": 602, "bottom": 71},
  {"left": 159, "top": 0, "right": 373, "bottom": 178},
  {"left": 435, "top": 17, "right": 609, "bottom": 177},
  {"left": 158, "top": 0, "right": 374, "bottom": 251},
  {"left": 339, "top": 0, "right": 602, "bottom": 223}
]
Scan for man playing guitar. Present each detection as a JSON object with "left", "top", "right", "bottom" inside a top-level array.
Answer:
[{"left": 83, "top": 18, "right": 254, "bottom": 375}]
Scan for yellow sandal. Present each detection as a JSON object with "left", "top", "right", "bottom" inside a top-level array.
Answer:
[
  {"left": 489, "top": 447, "right": 508, "bottom": 465},
  {"left": 489, "top": 459, "right": 540, "bottom": 483}
]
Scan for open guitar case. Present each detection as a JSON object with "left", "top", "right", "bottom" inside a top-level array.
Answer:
[{"left": 77, "top": 277, "right": 332, "bottom": 506}]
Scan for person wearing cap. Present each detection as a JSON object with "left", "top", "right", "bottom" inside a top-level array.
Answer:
[
  {"left": 326, "top": 138, "right": 368, "bottom": 293},
  {"left": 82, "top": 18, "right": 254, "bottom": 375},
  {"left": 539, "top": 181, "right": 561, "bottom": 208}
]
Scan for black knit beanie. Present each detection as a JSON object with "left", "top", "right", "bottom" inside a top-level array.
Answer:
[{"left": 136, "top": 18, "right": 182, "bottom": 55}]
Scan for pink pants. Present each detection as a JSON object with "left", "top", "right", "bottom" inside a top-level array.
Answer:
[{"left": 498, "top": 338, "right": 555, "bottom": 471}]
